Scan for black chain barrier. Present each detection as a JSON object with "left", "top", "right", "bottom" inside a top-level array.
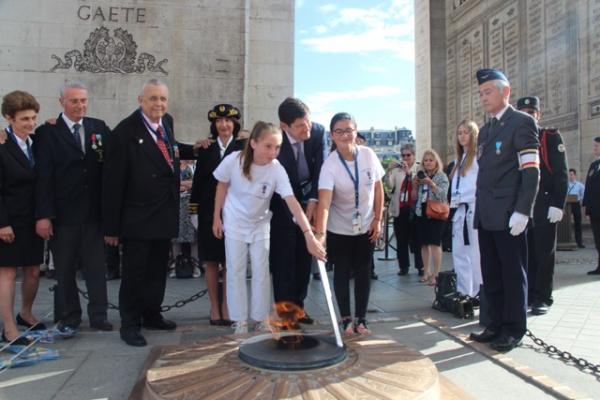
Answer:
[
  {"left": 525, "top": 330, "right": 600, "bottom": 376},
  {"left": 50, "top": 285, "right": 208, "bottom": 313}
]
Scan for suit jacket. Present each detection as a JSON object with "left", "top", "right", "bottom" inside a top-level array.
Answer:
[
  {"left": 583, "top": 159, "right": 600, "bottom": 217},
  {"left": 103, "top": 110, "right": 183, "bottom": 239},
  {"left": 270, "top": 123, "right": 325, "bottom": 228},
  {"left": 189, "top": 138, "right": 246, "bottom": 223},
  {"left": 474, "top": 106, "right": 540, "bottom": 231},
  {"left": 532, "top": 128, "right": 568, "bottom": 225},
  {"left": 0, "top": 132, "right": 37, "bottom": 228},
  {"left": 34, "top": 114, "right": 110, "bottom": 225}
]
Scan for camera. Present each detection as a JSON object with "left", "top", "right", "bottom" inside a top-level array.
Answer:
[{"left": 416, "top": 170, "right": 426, "bottom": 180}]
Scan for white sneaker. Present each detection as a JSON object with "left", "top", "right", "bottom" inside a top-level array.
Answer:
[
  {"left": 192, "top": 266, "right": 201, "bottom": 278},
  {"left": 254, "top": 321, "right": 272, "bottom": 333},
  {"left": 232, "top": 321, "right": 248, "bottom": 334}
]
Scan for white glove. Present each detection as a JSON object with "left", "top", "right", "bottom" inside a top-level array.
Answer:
[
  {"left": 547, "top": 206, "right": 563, "bottom": 223},
  {"left": 508, "top": 211, "right": 529, "bottom": 236},
  {"left": 190, "top": 214, "right": 198, "bottom": 230}
]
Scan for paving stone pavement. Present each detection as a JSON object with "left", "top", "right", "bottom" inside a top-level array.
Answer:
[{"left": 0, "top": 227, "right": 598, "bottom": 399}]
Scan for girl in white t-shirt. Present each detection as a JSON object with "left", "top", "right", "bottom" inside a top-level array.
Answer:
[
  {"left": 316, "top": 112, "right": 385, "bottom": 335},
  {"left": 212, "top": 121, "right": 325, "bottom": 333}
]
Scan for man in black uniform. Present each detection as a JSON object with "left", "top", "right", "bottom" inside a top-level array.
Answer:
[
  {"left": 517, "top": 96, "right": 568, "bottom": 315},
  {"left": 469, "top": 69, "right": 540, "bottom": 352},
  {"left": 583, "top": 137, "right": 600, "bottom": 275}
]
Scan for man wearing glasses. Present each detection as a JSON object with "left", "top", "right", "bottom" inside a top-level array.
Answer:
[{"left": 385, "top": 144, "right": 424, "bottom": 276}]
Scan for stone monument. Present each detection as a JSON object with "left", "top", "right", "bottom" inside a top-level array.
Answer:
[
  {"left": 416, "top": 0, "right": 600, "bottom": 174},
  {"left": 0, "top": 0, "right": 294, "bottom": 141}
]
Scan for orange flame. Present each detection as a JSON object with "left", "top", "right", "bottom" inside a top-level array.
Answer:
[{"left": 267, "top": 301, "right": 305, "bottom": 336}]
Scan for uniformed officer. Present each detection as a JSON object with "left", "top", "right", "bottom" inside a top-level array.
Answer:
[
  {"left": 583, "top": 137, "right": 600, "bottom": 275},
  {"left": 516, "top": 96, "right": 568, "bottom": 315},
  {"left": 469, "top": 69, "right": 540, "bottom": 352}
]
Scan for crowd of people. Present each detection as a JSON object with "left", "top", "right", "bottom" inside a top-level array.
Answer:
[{"left": 1, "top": 70, "right": 599, "bottom": 352}]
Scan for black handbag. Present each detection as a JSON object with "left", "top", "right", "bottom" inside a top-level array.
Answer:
[
  {"left": 174, "top": 255, "right": 194, "bottom": 279},
  {"left": 432, "top": 271, "right": 474, "bottom": 319}
]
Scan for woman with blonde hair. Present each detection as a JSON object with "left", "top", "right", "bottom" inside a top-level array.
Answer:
[
  {"left": 449, "top": 120, "right": 482, "bottom": 297},
  {"left": 413, "top": 149, "right": 449, "bottom": 286}
]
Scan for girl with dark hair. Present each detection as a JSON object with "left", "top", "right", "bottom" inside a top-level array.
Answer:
[
  {"left": 212, "top": 121, "right": 325, "bottom": 334},
  {"left": 0, "top": 90, "right": 45, "bottom": 345},
  {"left": 189, "top": 104, "right": 244, "bottom": 326},
  {"left": 315, "top": 112, "right": 385, "bottom": 335}
]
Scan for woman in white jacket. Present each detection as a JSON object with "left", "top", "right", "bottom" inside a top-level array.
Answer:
[{"left": 449, "top": 120, "right": 482, "bottom": 297}]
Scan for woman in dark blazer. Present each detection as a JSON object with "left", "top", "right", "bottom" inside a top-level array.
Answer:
[
  {"left": 0, "top": 91, "right": 46, "bottom": 345},
  {"left": 189, "top": 104, "right": 246, "bottom": 326}
]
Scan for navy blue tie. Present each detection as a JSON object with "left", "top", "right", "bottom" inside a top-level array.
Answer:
[
  {"left": 26, "top": 140, "right": 34, "bottom": 168},
  {"left": 73, "top": 123, "right": 83, "bottom": 151}
]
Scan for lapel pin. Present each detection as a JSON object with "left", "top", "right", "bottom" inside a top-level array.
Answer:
[
  {"left": 500, "top": 122, "right": 505, "bottom": 127},
  {"left": 138, "top": 138, "right": 144, "bottom": 144}
]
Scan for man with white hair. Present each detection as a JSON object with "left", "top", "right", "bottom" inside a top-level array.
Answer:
[
  {"left": 469, "top": 69, "right": 540, "bottom": 352},
  {"left": 103, "top": 79, "right": 195, "bottom": 346},
  {"left": 34, "top": 81, "right": 113, "bottom": 335}
]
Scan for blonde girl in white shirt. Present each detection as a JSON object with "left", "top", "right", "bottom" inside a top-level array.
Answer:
[{"left": 212, "top": 121, "right": 325, "bottom": 333}]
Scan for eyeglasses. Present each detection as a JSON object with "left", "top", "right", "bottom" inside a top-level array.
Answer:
[
  {"left": 401, "top": 153, "right": 413, "bottom": 158},
  {"left": 332, "top": 128, "right": 355, "bottom": 135}
]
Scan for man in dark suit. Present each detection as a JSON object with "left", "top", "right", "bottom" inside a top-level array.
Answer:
[
  {"left": 103, "top": 79, "right": 195, "bottom": 346},
  {"left": 517, "top": 96, "right": 568, "bottom": 315},
  {"left": 34, "top": 81, "right": 112, "bottom": 335},
  {"left": 270, "top": 98, "right": 324, "bottom": 323},
  {"left": 583, "top": 137, "right": 600, "bottom": 275},
  {"left": 469, "top": 69, "right": 540, "bottom": 352}
]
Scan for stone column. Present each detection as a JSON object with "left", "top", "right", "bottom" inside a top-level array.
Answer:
[{"left": 415, "top": 0, "right": 448, "bottom": 161}]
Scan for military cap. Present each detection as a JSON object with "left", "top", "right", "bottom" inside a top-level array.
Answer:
[
  {"left": 207, "top": 104, "right": 241, "bottom": 122},
  {"left": 517, "top": 96, "right": 540, "bottom": 111},
  {"left": 595, "top": 136, "right": 600, "bottom": 143},
  {"left": 476, "top": 68, "right": 509, "bottom": 85}
]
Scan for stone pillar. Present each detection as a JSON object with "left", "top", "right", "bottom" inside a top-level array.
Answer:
[{"left": 415, "top": 0, "right": 447, "bottom": 161}]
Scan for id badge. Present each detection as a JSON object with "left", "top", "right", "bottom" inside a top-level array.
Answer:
[
  {"left": 352, "top": 211, "right": 362, "bottom": 234},
  {"left": 450, "top": 192, "right": 460, "bottom": 208}
]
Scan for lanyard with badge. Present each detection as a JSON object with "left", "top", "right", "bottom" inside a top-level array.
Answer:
[
  {"left": 337, "top": 149, "right": 362, "bottom": 234},
  {"left": 450, "top": 155, "right": 467, "bottom": 208}
]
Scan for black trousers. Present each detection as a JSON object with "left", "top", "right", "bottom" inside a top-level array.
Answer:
[
  {"left": 327, "top": 232, "right": 373, "bottom": 319},
  {"left": 591, "top": 215, "right": 600, "bottom": 269},
  {"left": 270, "top": 225, "right": 312, "bottom": 309},
  {"left": 571, "top": 202, "right": 583, "bottom": 246},
  {"left": 527, "top": 223, "right": 557, "bottom": 305},
  {"left": 105, "top": 243, "right": 120, "bottom": 274},
  {"left": 120, "top": 238, "right": 170, "bottom": 330},
  {"left": 478, "top": 228, "right": 528, "bottom": 339},
  {"left": 50, "top": 221, "right": 108, "bottom": 326},
  {"left": 393, "top": 208, "right": 423, "bottom": 272}
]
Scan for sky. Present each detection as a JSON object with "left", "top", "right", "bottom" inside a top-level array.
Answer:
[{"left": 294, "top": 0, "right": 415, "bottom": 132}]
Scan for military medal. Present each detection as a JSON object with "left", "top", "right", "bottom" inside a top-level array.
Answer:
[
  {"left": 173, "top": 144, "right": 180, "bottom": 159},
  {"left": 495, "top": 141, "right": 502, "bottom": 155},
  {"left": 477, "top": 144, "right": 483, "bottom": 160}
]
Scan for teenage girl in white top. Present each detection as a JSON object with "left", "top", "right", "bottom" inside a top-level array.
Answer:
[
  {"left": 450, "top": 120, "right": 482, "bottom": 297},
  {"left": 315, "top": 112, "right": 385, "bottom": 335},
  {"left": 213, "top": 121, "right": 325, "bottom": 333}
]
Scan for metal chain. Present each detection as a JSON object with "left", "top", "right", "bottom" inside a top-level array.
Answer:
[
  {"left": 525, "top": 330, "right": 600, "bottom": 375},
  {"left": 51, "top": 285, "right": 208, "bottom": 312}
]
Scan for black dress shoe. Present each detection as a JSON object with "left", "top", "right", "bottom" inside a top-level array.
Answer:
[
  {"left": 417, "top": 269, "right": 425, "bottom": 277},
  {"left": 298, "top": 314, "right": 314, "bottom": 325},
  {"left": 120, "top": 329, "right": 147, "bottom": 347},
  {"left": 531, "top": 302, "right": 550, "bottom": 315},
  {"left": 490, "top": 334, "right": 522, "bottom": 352},
  {"left": 16, "top": 314, "right": 47, "bottom": 331},
  {"left": 90, "top": 320, "right": 114, "bottom": 331},
  {"left": 1, "top": 330, "right": 32, "bottom": 346},
  {"left": 45, "top": 270, "right": 56, "bottom": 280},
  {"left": 397, "top": 270, "right": 408, "bottom": 276},
  {"left": 143, "top": 318, "right": 177, "bottom": 331},
  {"left": 577, "top": 244, "right": 585, "bottom": 248},
  {"left": 587, "top": 268, "right": 600, "bottom": 275},
  {"left": 469, "top": 328, "right": 499, "bottom": 343}
]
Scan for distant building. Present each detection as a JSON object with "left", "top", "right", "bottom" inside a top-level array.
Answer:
[{"left": 325, "top": 126, "right": 415, "bottom": 159}]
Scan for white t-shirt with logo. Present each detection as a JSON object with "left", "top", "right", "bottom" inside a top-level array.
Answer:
[
  {"left": 213, "top": 151, "right": 294, "bottom": 243},
  {"left": 318, "top": 146, "right": 385, "bottom": 236}
]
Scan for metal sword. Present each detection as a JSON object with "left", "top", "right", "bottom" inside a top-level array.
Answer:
[{"left": 316, "top": 259, "right": 344, "bottom": 347}]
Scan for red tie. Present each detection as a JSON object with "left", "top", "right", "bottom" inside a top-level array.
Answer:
[{"left": 155, "top": 126, "right": 173, "bottom": 169}]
